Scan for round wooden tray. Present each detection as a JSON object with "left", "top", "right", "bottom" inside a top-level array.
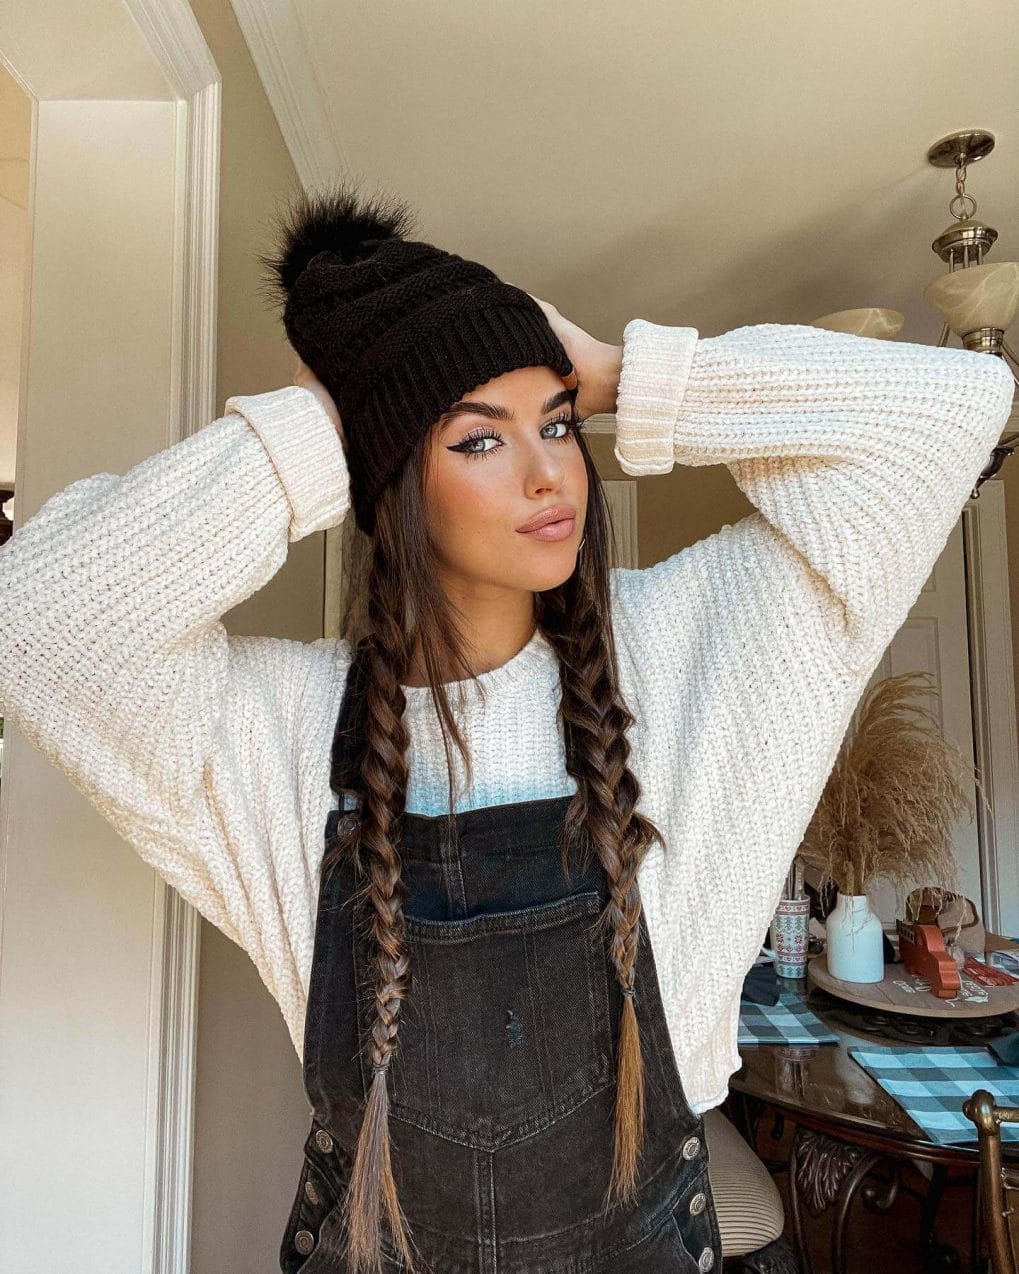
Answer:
[{"left": 806, "top": 953, "right": 1019, "bottom": 1019}]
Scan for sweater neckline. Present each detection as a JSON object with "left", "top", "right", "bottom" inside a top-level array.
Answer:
[{"left": 399, "top": 626, "right": 553, "bottom": 712}]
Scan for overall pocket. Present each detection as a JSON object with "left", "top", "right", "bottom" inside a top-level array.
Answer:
[{"left": 365, "top": 889, "right": 614, "bottom": 1148}]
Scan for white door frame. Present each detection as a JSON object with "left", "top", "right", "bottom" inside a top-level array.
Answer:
[
  {"left": 963, "top": 479, "right": 1019, "bottom": 937},
  {"left": 0, "top": 4, "right": 217, "bottom": 1270}
]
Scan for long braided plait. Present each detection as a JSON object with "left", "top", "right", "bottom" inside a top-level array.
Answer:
[
  {"left": 333, "top": 529, "right": 420, "bottom": 1274},
  {"left": 538, "top": 471, "right": 665, "bottom": 1210}
]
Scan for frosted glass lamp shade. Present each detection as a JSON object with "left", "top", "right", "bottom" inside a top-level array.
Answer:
[
  {"left": 923, "top": 261, "right": 1019, "bottom": 336},
  {"left": 809, "top": 308, "right": 904, "bottom": 340}
]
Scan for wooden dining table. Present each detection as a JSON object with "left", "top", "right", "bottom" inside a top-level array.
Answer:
[{"left": 724, "top": 973, "right": 1019, "bottom": 1274}]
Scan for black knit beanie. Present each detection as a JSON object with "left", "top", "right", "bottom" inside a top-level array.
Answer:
[{"left": 259, "top": 180, "right": 577, "bottom": 536}]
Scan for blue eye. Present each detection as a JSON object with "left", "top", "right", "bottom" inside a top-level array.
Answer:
[
  {"left": 452, "top": 427, "right": 503, "bottom": 460},
  {"left": 447, "top": 413, "right": 581, "bottom": 462},
  {"left": 542, "top": 413, "right": 577, "bottom": 441}
]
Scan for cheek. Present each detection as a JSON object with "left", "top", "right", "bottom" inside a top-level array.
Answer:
[{"left": 427, "top": 459, "right": 514, "bottom": 547}]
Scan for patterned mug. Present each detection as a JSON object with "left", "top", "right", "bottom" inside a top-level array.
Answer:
[{"left": 763, "top": 897, "right": 811, "bottom": 979}]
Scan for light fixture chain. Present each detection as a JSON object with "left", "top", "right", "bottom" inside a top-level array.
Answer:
[{"left": 949, "top": 159, "right": 976, "bottom": 221}]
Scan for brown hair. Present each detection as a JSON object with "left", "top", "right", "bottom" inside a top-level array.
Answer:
[{"left": 323, "top": 404, "right": 665, "bottom": 1274}]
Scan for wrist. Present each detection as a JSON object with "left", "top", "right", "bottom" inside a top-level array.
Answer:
[
  {"left": 589, "top": 342, "right": 624, "bottom": 417},
  {"left": 612, "top": 320, "right": 698, "bottom": 476}
]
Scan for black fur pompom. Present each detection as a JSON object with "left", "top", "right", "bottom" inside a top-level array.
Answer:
[{"left": 257, "top": 175, "right": 418, "bottom": 310}]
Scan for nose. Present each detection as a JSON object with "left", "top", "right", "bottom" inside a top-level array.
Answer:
[{"left": 525, "top": 444, "right": 566, "bottom": 495}]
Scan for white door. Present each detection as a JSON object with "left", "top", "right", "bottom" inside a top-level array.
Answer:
[
  {"left": 863, "top": 484, "right": 1018, "bottom": 937},
  {"left": 0, "top": 12, "right": 219, "bottom": 1274}
]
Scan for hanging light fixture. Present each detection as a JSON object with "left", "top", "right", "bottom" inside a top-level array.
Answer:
[{"left": 811, "top": 129, "right": 1018, "bottom": 493}]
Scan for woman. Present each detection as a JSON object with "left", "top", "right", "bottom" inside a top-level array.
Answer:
[{"left": 0, "top": 180, "right": 1012, "bottom": 1274}]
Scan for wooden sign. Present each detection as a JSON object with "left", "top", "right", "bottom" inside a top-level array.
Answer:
[
  {"left": 807, "top": 953, "right": 1019, "bottom": 1019},
  {"left": 896, "top": 919, "right": 960, "bottom": 998}
]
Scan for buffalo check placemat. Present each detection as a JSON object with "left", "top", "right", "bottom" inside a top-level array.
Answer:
[
  {"left": 848, "top": 1045, "right": 1019, "bottom": 1146},
  {"left": 737, "top": 991, "right": 840, "bottom": 1046}
]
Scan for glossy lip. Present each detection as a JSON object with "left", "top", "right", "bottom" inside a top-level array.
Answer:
[{"left": 516, "top": 503, "right": 577, "bottom": 534}]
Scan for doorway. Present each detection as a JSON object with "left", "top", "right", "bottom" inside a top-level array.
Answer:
[{"left": 0, "top": 4, "right": 218, "bottom": 1269}]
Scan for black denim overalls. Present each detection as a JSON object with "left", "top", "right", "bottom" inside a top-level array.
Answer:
[{"left": 279, "top": 649, "right": 724, "bottom": 1274}]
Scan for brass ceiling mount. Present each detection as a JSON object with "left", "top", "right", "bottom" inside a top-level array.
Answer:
[{"left": 927, "top": 130, "right": 998, "bottom": 264}]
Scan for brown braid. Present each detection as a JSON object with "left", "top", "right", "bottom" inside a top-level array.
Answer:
[
  {"left": 323, "top": 408, "right": 664, "bottom": 1272},
  {"left": 537, "top": 460, "right": 664, "bottom": 1208},
  {"left": 338, "top": 517, "right": 420, "bottom": 1274}
]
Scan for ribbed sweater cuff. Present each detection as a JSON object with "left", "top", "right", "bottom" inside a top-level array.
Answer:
[
  {"left": 613, "top": 318, "right": 699, "bottom": 476},
  {"left": 225, "top": 385, "right": 350, "bottom": 541}
]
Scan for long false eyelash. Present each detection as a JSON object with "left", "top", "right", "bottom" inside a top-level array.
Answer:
[{"left": 451, "top": 412, "right": 584, "bottom": 460}]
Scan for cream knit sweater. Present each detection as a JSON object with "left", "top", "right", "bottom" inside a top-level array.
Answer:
[{"left": 0, "top": 319, "right": 1013, "bottom": 1116}]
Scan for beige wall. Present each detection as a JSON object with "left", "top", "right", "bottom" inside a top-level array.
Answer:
[
  {"left": 588, "top": 435, "right": 753, "bottom": 568},
  {"left": 0, "top": 65, "right": 30, "bottom": 494},
  {"left": 185, "top": 1, "right": 322, "bottom": 1270}
]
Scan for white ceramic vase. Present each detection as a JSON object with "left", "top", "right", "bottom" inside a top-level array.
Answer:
[{"left": 825, "top": 893, "right": 884, "bottom": 982}]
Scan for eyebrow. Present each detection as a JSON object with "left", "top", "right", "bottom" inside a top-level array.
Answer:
[{"left": 438, "top": 387, "right": 575, "bottom": 431}]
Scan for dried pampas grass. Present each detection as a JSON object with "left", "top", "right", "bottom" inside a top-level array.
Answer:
[{"left": 798, "top": 671, "right": 975, "bottom": 901}]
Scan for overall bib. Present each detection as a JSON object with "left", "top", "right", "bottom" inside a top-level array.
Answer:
[{"left": 279, "top": 651, "right": 724, "bottom": 1274}]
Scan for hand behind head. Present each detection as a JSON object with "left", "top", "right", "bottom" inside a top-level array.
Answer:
[{"left": 294, "top": 359, "right": 346, "bottom": 450}]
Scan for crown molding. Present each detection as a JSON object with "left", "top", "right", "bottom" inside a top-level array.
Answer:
[
  {"left": 127, "top": 0, "right": 219, "bottom": 95},
  {"left": 229, "top": 0, "right": 346, "bottom": 192}
]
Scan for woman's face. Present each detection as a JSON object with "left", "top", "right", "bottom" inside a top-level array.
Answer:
[{"left": 423, "top": 364, "right": 588, "bottom": 598}]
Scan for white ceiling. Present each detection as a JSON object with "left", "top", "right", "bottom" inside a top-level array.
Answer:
[
  {"left": 237, "top": 0, "right": 1019, "bottom": 348},
  {"left": 1, "top": 0, "right": 174, "bottom": 99}
]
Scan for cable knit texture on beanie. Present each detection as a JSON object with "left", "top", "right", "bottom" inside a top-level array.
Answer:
[
  {"left": 258, "top": 183, "right": 575, "bottom": 534},
  {"left": 0, "top": 311, "right": 1014, "bottom": 1117}
]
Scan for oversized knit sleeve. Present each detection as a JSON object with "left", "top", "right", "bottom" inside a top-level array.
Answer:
[
  {"left": 606, "top": 320, "right": 1015, "bottom": 1092},
  {"left": 611, "top": 319, "right": 1016, "bottom": 674},
  {"left": 0, "top": 386, "right": 351, "bottom": 989}
]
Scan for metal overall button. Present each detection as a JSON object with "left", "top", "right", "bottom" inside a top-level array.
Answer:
[
  {"left": 279, "top": 1138, "right": 348, "bottom": 1274},
  {"left": 681, "top": 1133, "right": 701, "bottom": 1160},
  {"left": 294, "top": 1229, "right": 316, "bottom": 1257},
  {"left": 666, "top": 1161, "right": 718, "bottom": 1274}
]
